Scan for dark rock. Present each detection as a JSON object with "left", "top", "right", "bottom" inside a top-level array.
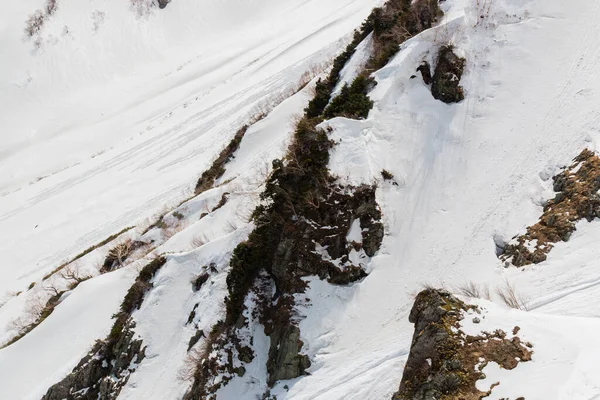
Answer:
[
  {"left": 393, "top": 289, "right": 463, "bottom": 400},
  {"left": 431, "top": 46, "right": 466, "bottom": 104},
  {"left": 416, "top": 61, "right": 432, "bottom": 84},
  {"left": 393, "top": 289, "right": 533, "bottom": 400},
  {"left": 187, "top": 309, "right": 196, "bottom": 325},
  {"left": 209, "top": 263, "right": 218, "bottom": 273},
  {"left": 327, "top": 265, "right": 367, "bottom": 285},
  {"left": 267, "top": 325, "right": 310, "bottom": 385},
  {"left": 362, "top": 222, "right": 384, "bottom": 257},
  {"left": 187, "top": 329, "right": 205, "bottom": 351},
  {"left": 157, "top": 0, "right": 171, "bottom": 8},
  {"left": 238, "top": 346, "right": 254, "bottom": 364},
  {"left": 193, "top": 273, "right": 210, "bottom": 291},
  {"left": 42, "top": 320, "right": 145, "bottom": 400}
]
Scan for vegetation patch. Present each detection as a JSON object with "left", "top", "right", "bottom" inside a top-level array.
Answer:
[
  {"left": 323, "top": 75, "right": 375, "bottom": 120},
  {"left": 102, "top": 238, "right": 149, "bottom": 272},
  {"left": 305, "top": 28, "right": 373, "bottom": 118},
  {"left": 501, "top": 149, "right": 600, "bottom": 266},
  {"left": 306, "top": 0, "right": 442, "bottom": 125},
  {"left": 366, "top": 0, "right": 442, "bottom": 71},
  {"left": 42, "top": 256, "right": 167, "bottom": 400},
  {"left": 393, "top": 289, "right": 532, "bottom": 400},
  {"left": 41, "top": 226, "right": 134, "bottom": 281},
  {"left": 2, "top": 264, "right": 94, "bottom": 349},
  {"left": 24, "top": 0, "right": 58, "bottom": 39},
  {"left": 195, "top": 125, "right": 250, "bottom": 194},
  {"left": 184, "top": 115, "right": 384, "bottom": 397}
]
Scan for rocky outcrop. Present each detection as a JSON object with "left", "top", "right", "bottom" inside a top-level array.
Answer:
[
  {"left": 42, "top": 257, "right": 167, "bottom": 400},
  {"left": 43, "top": 320, "right": 145, "bottom": 400},
  {"left": 431, "top": 46, "right": 466, "bottom": 103},
  {"left": 416, "top": 61, "right": 432, "bottom": 85},
  {"left": 157, "top": 0, "right": 171, "bottom": 9},
  {"left": 501, "top": 149, "right": 600, "bottom": 266},
  {"left": 184, "top": 116, "right": 385, "bottom": 398},
  {"left": 393, "top": 289, "right": 532, "bottom": 400},
  {"left": 266, "top": 325, "right": 311, "bottom": 385}
]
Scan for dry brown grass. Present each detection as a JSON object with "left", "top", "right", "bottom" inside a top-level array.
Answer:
[
  {"left": 191, "top": 234, "right": 209, "bottom": 248},
  {"left": 178, "top": 348, "right": 205, "bottom": 382},
  {"left": 496, "top": 280, "right": 529, "bottom": 311},
  {"left": 162, "top": 220, "right": 189, "bottom": 241},
  {"left": 60, "top": 262, "right": 92, "bottom": 284},
  {"left": 455, "top": 281, "right": 492, "bottom": 300},
  {"left": 502, "top": 149, "right": 600, "bottom": 266}
]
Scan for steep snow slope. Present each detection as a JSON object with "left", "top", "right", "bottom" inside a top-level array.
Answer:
[{"left": 0, "top": 0, "right": 380, "bottom": 299}]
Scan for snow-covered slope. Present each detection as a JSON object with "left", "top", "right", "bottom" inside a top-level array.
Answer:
[
  {"left": 0, "top": 0, "right": 380, "bottom": 298},
  {"left": 2, "top": 0, "right": 600, "bottom": 398}
]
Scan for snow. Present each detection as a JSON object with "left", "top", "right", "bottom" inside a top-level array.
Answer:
[
  {"left": 0, "top": 266, "right": 136, "bottom": 400},
  {"left": 346, "top": 218, "right": 363, "bottom": 244},
  {"left": 2, "top": 0, "right": 600, "bottom": 398},
  {"left": 331, "top": 33, "right": 375, "bottom": 98},
  {"left": 0, "top": 0, "right": 382, "bottom": 298},
  {"left": 214, "top": 290, "right": 271, "bottom": 400},
  {"left": 462, "top": 299, "right": 600, "bottom": 400},
  {"left": 119, "top": 228, "right": 251, "bottom": 400}
]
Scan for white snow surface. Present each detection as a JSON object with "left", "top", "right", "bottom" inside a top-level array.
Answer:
[
  {"left": 0, "top": 0, "right": 381, "bottom": 297},
  {"left": 2, "top": 0, "right": 600, "bottom": 399}
]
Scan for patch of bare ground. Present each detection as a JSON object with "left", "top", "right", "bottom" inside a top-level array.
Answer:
[
  {"left": 393, "top": 289, "right": 532, "bottom": 400},
  {"left": 501, "top": 149, "right": 600, "bottom": 266}
]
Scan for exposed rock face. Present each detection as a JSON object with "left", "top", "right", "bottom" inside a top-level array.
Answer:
[
  {"left": 157, "top": 0, "right": 171, "bottom": 9},
  {"left": 42, "top": 257, "right": 167, "bottom": 400},
  {"left": 184, "top": 120, "right": 385, "bottom": 398},
  {"left": 266, "top": 325, "right": 311, "bottom": 385},
  {"left": 501, "top": 149, "right": 600, "bottom": 266},
  {"left": 42, "top": 320, "right": 145, "bottom": 400},
  {"left": 393, "top": 289, "right": 532, "bottom": 400},
  {"left": 259, "top": 184, "right": 382, "bottom": 384},
  {"left": 431, "top": 46, "right": 466, "bottom": 103},
  {"left": 416, "top": 61, "right": 432, "bottom": 85}
]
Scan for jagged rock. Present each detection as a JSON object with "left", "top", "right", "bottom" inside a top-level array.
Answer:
[
  {"left": 267, "top": 325, "right": 311, "bottom": 385},
  {"left": 102, "top": 240, "right": 146, "bottom": 272},
  {"left": 157, "top": 0, "right": 171, "bottom": 8},
  {"left": 431, "top": 46, "right": 465, "bottom": 104},
  {"left": 416, "top": 61, "right": 432, "bottom": 84},
  {"left": 188, "top": 329, "right": 205, "bottom": 351},
  {"left": 238, "top": 345, "right": 254, "bottom": 363},
  {"left": 193, "top": 273, "right": 210, "bottom": 291},
  {"left": 362, "top": 221, "right": 384, "bottom": 257},
  {"left": 393, "top": 289, "right": 532, "bottom": 400},
  {"left": 43, "top": 258, "right": 166, "bottom": 400},
  {"left": 43, "top": 321, "right": 145, "bottom": 400},
  {"left": 354, "top": 185, "right": 384, "bottom": 257},
  {"left": 328, "top": 265, "right": 367, "bottom": 285}
]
